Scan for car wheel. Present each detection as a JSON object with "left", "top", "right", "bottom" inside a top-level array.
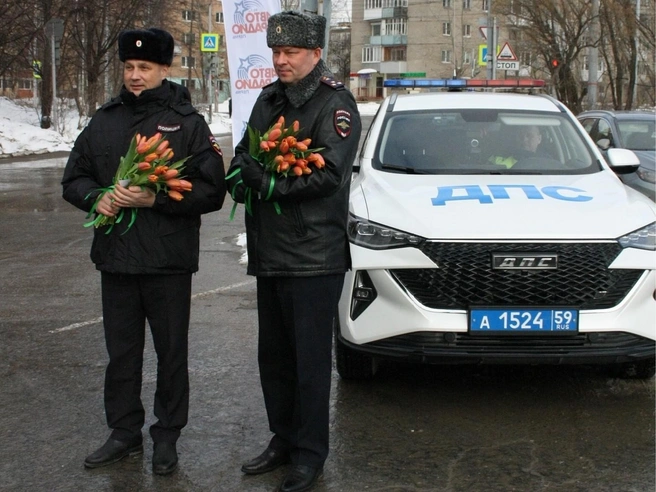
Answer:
[
  {"left": 608, "top": 358, "right": 656, "bottom": 379},
  {"left": 335, "top": 335, "right": 377, "bottom": 380}
]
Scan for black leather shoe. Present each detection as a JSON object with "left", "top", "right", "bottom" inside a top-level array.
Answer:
[
  {"left": 279, "top": 465, "right": 323, "bottom": 492},
  {"left": 84, "top": 437, "right": 143, "bottom": 469},
  {"left": 152, "top": 442, "right": 178, "bottom": 476},
  {"left": 241, "top": 447, "right": 290, "bottom": 475}
]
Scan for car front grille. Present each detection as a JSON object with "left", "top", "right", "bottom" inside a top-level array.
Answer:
[
  {"left": 362, "top": 331, "right": 655, "bottom": 358},
  {"left": 389, "top": 242, "right": 643, "bottom": 310}
]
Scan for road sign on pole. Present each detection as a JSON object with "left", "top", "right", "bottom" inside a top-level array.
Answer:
[
  {"left": 201, "top": 33, "right": 219, "bottom": 52},
  {"left": 497, "top": 42, "right": 518, "bottom": 61}
]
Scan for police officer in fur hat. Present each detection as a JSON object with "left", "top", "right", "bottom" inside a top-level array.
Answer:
[
  {"left": 62, "top": 27, "right": 225, "bottom": 476},
  {"left": 226, "top": 10, "right": 362, "bottom": 492}
]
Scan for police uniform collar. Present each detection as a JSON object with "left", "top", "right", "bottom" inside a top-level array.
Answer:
[
  {"left": 120, "top": 80, "right": 171, "bottom": 105},
  {"left": 278, "top": 59, "right": 332, "bottom": 108}
]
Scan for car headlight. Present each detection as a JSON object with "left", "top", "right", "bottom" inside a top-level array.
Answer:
[
  {"left": 348, "top": 214, "right": 425, "bottom": 250},
  {"left": 636, "top": 166, "right": 656, "bottom": 184},
  {"left": 618, "top": 222, "right": 656, "bottom": 251}
]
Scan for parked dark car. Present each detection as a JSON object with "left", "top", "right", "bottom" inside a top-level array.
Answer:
[{"left": 578, "top": 110, "right": 656, "bottom": 201}]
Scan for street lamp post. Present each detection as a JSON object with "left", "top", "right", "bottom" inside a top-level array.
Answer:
[
  {"left": 633, "top": 0, "right": 641, "bottom": 107},
  {"left": 486, "top": 0, "right": 496, "bottom": 80}
]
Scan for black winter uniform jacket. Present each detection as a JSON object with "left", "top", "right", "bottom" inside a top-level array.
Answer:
[
  {"left": 62, "top": 81, "right": 226, "bottom": 274},
  {"left": 227, "top": 63, "right": 362, "bottom": 277}
]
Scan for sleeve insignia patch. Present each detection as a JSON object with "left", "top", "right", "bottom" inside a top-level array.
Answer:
[
  {"left": 334, "top": 109, "right": 352, "bottom": 138},
  {"left": 209, "top": 135, "right": 223, "bottom": 156}
]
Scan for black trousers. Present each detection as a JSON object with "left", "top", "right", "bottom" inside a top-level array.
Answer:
[
  {"left": 256, "top": 274, "right": 345, "bottom": 467},
  {"left": 101, "top": 272, "right": 192, "bottom": 444}
]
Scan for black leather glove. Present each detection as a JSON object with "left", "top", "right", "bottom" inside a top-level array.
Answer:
[
  {"left": 240, "top": 154, "right": 264, "bottom": 190},
  {"left": 230, "top": 181, "right": 246, "bottom": 203}
]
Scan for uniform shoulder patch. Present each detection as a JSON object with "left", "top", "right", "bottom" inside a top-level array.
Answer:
[
  {"left": 209, "top": 135, "right": 223, "bottom": 156},
  {"left": 334, "top": 109, "right": 352, "bottom": 138},
  {"left": 320, "top": 76, "right": 345, "bottom": 90}
]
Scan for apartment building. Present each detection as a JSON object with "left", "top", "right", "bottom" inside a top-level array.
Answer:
[
  {"left": 350, "top": 0, "right": 505, "bottom": 100},
  {"left": 166, "top": 0, "right": 230, "bottom": 108}
]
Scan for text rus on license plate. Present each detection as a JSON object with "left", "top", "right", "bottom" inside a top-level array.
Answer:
[{"left": 469, "top": 308, "right": 578, "bottom": 334}]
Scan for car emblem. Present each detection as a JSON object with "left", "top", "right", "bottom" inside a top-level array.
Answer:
[{"left": 491, "top": 253, "right": 558, "bottom": 270}]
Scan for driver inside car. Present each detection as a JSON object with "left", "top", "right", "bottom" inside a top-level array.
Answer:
[{"left": 489, "top": 125, "right": 543, "bottom": 169}]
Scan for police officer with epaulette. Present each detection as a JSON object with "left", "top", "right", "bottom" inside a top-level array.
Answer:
[
  {"left": 226, "top": 10, "right": 362, "bottom": 492},
  {"left": 62, "top": 27, "right": 225, "bottom": 477}
]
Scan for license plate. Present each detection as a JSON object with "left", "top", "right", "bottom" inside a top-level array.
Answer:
[{"left": 469, "top": 308, "right": 578, "bottom": 334}]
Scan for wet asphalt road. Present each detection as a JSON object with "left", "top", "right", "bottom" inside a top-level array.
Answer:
[{"left": 0, "top": 128, "right": 654, "bottom": 492}]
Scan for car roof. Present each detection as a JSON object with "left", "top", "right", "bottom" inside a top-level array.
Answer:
[
  {"left": 386, "top": 92, "right": 565, "bottom": 113},
  {"left": 577, "top": 110, "right": 656, "bottom": 121}
]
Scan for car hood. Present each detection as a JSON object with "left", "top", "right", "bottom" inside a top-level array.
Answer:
[{"left": 354, "top": 170, "right": 656, "bottom": 240}]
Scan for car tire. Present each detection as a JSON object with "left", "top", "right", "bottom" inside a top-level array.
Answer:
[
  {"left": 608, "top": 358, "right": 656, "bottom": 380},
  {"left": 335, "top": 335, "right": 377, "bottom": 380}
]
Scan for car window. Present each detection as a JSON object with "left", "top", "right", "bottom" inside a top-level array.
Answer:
[
  {"left": 597, "top": 119, "right": 615, "bottom": 147},
  {"left": 375, "top": 109, "right": 598, "bottom": 174},
  {"left": 579, "top": 118, "right": 598, "bottom": 138},
  {"left": 618, "top": 119, "right": 656, "bottom": 151}
]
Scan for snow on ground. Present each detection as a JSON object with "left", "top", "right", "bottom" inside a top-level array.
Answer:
[{"left": 0, "top": 96, "right": 381, "bottom": 159}]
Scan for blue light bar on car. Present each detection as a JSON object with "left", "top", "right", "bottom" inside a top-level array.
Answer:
[{"left": 383, "top": 78, "right": 546, "bottom": 88}]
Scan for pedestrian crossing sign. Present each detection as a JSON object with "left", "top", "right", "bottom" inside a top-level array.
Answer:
[{"left": 201, "top": 33, "right": 219, "bottom": 52}]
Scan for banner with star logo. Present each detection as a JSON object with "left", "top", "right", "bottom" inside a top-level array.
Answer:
[{"left": 223, "top": 0, "right": 280, "bottom": 149}]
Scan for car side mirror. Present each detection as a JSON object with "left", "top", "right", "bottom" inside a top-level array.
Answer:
[
  {"left": 596, "top": 138, "right": 611, "bottom": 151},
  {"left": 606, "top": 148, "right": 640, "bottom": 175}
]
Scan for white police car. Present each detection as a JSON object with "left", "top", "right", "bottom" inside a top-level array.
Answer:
[{"left": 336, "top": 78, "right": 656, "bottom": 380}]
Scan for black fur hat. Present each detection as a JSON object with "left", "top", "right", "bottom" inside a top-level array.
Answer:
[
  {"left": 267, "top": 11, "right": 326, "bottom": 49},
  {"left": 118, "top": 28, "right": 174, "bottom": 65}
]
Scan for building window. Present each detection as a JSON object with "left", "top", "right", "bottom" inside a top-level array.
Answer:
[
  {"left": 181, "top": 56, "right": 196, "bottom": 68},
  {"left": 482, "top": 0, "right": 489, "bottom": 11},
  {"left": 372, "top": 23, "right": 381, "bottom": 36},
  {"left": 463, "top": 51, "right": 472, "bottom": 65},
  {"left": 520, "top": 51, "right": 531, "bottom": 66},
  {"left": 383, "top": 18, "right": 407, "bottom": 36},
  {"left": 182, "top": 10, "right": 198, "bottom": 21},
  {"left": 182, "top": 79, "right": 199, "bottom": 90},
  {"left": 441, "top": 50, "right": 452, "bottom": 63},
  {"left": 443, "top": 22, "right": 451, "bottom": 36},
  {"left": 463, "top": 24, "right": 471, "bottom": 37},
  {"left": 365, "top": 0, "right": 383, "bottom": 8},
  {"left": 183, "top": 33, "right": 196, "bottom": 45},
  {"left": 215, "top": 11, "right": 224, "bottom": 23},
  {"left": 362, "top": 45, "right": 382, "bottom": 62},
  {"left": 443, "top": 0, "right": 452, "bottom": 7},
  {"left": 463, "top": 0, "right": 471, "bottom": 8},
  {"left": 384, "top": 46, "right": 407, "bottom": 61},
  {"left": 18, "top": 79, "right": 31, "bottom": 89}
]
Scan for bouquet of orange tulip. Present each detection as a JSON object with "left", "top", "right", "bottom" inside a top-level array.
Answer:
[
  {"left": 227, "top": 116, "right": 325, "bottom": 219},
  {"left": 248, "top": 115, "right": 325, "bottom": 177},
  {"left": 84, "top": 132, "right": 192, "bottom": 234}
]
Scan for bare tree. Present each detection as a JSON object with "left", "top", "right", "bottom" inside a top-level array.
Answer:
[
  {"left": 328, "top": 27, "right": 351, "bottom": 81},
  {"left": 0, "top": 1, "right": 38, "bottom": 82},
  {"left": 599, "top": 0, "right": 655, "bottom": 109},
  {"left": 495, "top": 0, "right": 595, "bottom": 113}
]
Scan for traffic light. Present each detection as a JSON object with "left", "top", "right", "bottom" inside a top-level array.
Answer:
[{"left": 551, "top": 59, "right": 559, "bottom": 68}]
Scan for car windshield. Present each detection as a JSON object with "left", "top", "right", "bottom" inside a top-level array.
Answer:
[
  {"left": 374, "top": 109, "right": 600, "bottom": 175},
  {"left": 618, "top": 118, "right": 656, "bottom": 151}
]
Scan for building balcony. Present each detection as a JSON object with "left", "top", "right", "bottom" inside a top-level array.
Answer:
[
  {"left": 381, "top": 7, "right": 407, "bottom": 18},
  {"left": 369, "top": 35, "right": 407, "bottom": 46},
  {"left": 379, "top": 61, "right": 407, "bottom": 74},
  {"left": 364, "top": 8, "right": 383, "bottom": 20}
]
